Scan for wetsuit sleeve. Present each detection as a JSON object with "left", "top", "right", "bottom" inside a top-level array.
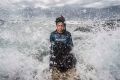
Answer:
[
  {"left": 49, "top": 33, "right": 54, "bottom": 69},
  {"left": 67, "top": 33, "right": 74, "bottom": 47},
  {"left": 50, "top": 33, "right": 54, "bottom": 42},
  {"left": 50, "top": 33, "right": 55, "bottom": 54}
]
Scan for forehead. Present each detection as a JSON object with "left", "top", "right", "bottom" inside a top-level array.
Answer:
[{"left": 56, "top": 22, "right": 64, "bottom": 25}]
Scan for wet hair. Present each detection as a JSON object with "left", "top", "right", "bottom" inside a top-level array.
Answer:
[{"left": 55, "top": 15, "right": 65, "bottom": 25}]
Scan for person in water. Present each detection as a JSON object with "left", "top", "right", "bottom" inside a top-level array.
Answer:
[{"left": 49, "top": 15, "right": 77, "bottom": 80}]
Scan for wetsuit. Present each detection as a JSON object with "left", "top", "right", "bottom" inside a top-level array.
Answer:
[{"left": 50, "top": 30, "right": 76, "bottom": 72}]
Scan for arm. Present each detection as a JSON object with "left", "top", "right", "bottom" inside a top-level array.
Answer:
[
  {"left": 50, "top": 33, "right": 55, "bottom": 54},
  {"left": 66, "top": 33, "right": 73, "bottom": 52},
  {"left": 50, "top": 33, "right": 54, "bottom": 42},
  {"left": 49, "top": 33, "right": 55, "bottom": 69},
  {"left": 67, "top": 33, "right": 73, "bottom": 47}
]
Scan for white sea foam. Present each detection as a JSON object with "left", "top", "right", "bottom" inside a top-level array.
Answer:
[{"left": 0, "top": 19, "right": 120, "bottom": 80}]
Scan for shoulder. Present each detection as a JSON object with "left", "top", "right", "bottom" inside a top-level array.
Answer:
[
  {"left": 64, "top": 30, "right": 71, "bottom": 36},
  {"left": 50, "top": 31, "right": 57, "bottom": 35}
]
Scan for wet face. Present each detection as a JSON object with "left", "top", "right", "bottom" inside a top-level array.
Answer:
[{"left": 56, "top": 22, "right": 65, "bottom": 33}]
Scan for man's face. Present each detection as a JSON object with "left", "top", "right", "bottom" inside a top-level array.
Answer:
[{"left": 56, "top": 22, "right": 65, "bottom": 33}]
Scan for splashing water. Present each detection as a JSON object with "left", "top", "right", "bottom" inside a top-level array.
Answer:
[{"left": 0, "top": 19, "right": 120, "bottom": 80}]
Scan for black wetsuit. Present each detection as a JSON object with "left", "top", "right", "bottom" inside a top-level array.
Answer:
[{"left": 50, "top": 30, "right": 76, "bottom": 72}]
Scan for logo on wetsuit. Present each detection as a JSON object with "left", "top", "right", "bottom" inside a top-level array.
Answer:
[{"left": 54, "top": 34, "right": 67, "bottom": 44}]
